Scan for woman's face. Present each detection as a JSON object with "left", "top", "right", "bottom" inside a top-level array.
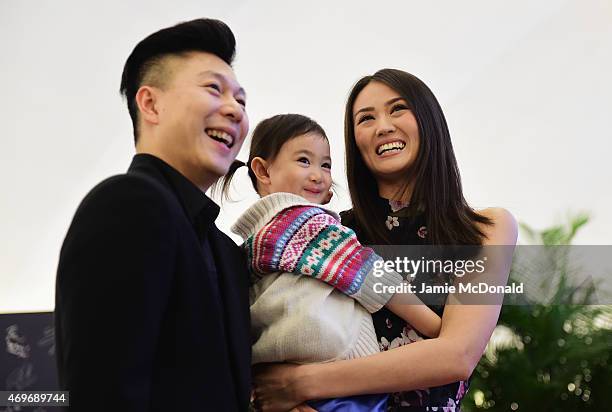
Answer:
[{"left": 352, "top": 81, "right": 420, "bottom": 184}]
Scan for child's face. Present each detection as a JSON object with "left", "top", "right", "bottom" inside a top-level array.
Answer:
[{"left": 266, "top": 133, "right": 332, "bottom": 204}]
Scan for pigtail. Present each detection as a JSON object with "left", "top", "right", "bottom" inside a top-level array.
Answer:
[{"left": 211, "top": 159, "right": 247, "bottom": 201}]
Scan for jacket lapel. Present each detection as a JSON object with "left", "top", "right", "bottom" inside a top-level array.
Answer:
[{"left": 209, "top": 229, "right": 251, "bottom": 407}]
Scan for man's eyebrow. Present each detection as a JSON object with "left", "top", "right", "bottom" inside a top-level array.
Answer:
[
  {"left": 353, "top": 97, "right": 405, "bottom": 118},
  {"left": 197, "top": 70, "right": 246, "bottom": 96}
]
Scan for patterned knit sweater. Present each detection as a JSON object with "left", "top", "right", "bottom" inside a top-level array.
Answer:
[{"left": 232, "top": 192, "right": 403, "bottom": 364}]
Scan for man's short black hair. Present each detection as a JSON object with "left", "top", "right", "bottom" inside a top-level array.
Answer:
[{"left": 120, "top": 18, "right": 236, "bottom": 143}]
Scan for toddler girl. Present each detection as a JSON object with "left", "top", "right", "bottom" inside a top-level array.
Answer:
[{"left": 221, "top": 114, "right": 441, "bottom": 411}]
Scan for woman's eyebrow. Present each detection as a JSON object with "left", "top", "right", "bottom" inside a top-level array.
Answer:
[
  {"left": 385, "top": 97, "right": 404, "bottom": 106},
  {"left": 354, "top": 106, "right": 374, "bottom": 118},
  {"left": 353, "top": 97, "right": 404, "bottom": 118}
]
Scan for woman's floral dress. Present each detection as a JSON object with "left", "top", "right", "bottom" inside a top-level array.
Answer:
[{"left": 341, "top": 197, "right": 470, "bottom": 411}]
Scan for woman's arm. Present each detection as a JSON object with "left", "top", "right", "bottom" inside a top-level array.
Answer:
[
  {"left": 386, "top": 293, "right": 442, "bottom": 338},
  {"left": 252, "top": 208, "right": 517, "bottom": 410}
]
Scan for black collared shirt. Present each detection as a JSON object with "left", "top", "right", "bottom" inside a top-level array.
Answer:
[
  {"left": 129, "top": 153, "right": 223, "bottom": 299},
  {"left": 130, "top": 154, "right": 219, "bottom": 239}
]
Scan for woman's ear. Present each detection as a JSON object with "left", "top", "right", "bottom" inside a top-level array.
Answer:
[{"left": 250, "top": 157, "right": 271, "bottom": 187}]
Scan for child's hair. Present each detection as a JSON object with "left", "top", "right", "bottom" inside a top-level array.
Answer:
[{"left": 216, "top": 113, "right": 328, "bottom": 199}]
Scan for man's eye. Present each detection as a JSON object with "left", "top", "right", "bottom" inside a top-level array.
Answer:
[
  {"left": 297, "top": 157, "right": 310, "bottom": 165},
  {"left": 357, "top": 114, "right": 374, "bottom": 124},
  {"left": 236, "top": 98, "right": 246, "bottom": 107},
  {"left": 206, "top": 83, "right": 221, "bottom": 92}
]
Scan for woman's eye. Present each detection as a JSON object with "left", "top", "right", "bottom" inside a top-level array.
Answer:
[
  {"left": 322, "top": 162, "right": 332, "bottom": 170},
  {"left": 391, "top": 104, "right": 408, "bottom": 113},
  {"left": 357, "top": 114, "right": 374, "bottom": 124},
  {"left": 297, "top": 157, "right": 310, "bottom": 165}
]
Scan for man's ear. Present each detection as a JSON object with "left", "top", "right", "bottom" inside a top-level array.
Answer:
[
  {"left": 250, "top": 157, "right": 271, "bottom": 186},
  {"left": 135, "top": 85, "right": 161, "bottom": 126}
]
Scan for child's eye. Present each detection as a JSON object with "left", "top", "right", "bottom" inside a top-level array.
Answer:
[
  {"left": 357, "top": 114, "right": 374, "bottom": 124},
  {"left": 297, "top": 157, "right": 310, "bottom": 165},
  {"left": 322, "top": 162, "right": 332, "bottom": 170}
]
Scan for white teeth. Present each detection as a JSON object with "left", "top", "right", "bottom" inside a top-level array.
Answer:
[
  {"left": 376, "top": 141, "right": 406, "bottom": 155},
  {"left": 206, "top": 129, "right": 233, "bottom": 146}
]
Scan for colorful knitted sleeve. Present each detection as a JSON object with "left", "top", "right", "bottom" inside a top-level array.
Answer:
[{"left": 245, "top": 205, "right": 403, "bottom": 313}]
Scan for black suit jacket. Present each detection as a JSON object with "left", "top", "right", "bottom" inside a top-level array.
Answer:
[{"left": 55, "top": 154, "right": 251, "bottom": 411}]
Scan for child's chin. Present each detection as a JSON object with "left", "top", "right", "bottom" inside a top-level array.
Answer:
[{"left": 303, "top": 193, "right": 322, "bottom": 204}]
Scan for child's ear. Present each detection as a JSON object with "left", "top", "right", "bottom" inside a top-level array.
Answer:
[
  {"left": 250, "top": 157, "right": 271, "bottom": 186},
  {"left": 322, "top": 190, "right": 333, "bottom": 205}
]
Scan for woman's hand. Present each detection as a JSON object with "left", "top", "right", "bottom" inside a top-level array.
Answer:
[
  {"left": 289, "top": 405, "right": 317, "bottom": 412},
  {"left": 252, "top": 363, "right": 311, "bottom": 412}
]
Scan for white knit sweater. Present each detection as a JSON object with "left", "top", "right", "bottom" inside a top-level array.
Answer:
[{"left": 232, "top": 193, "right": 402, "bottom": 364}]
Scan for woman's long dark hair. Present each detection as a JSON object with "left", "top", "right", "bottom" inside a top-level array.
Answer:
[{"left": 344, "top": 69, "right": 491, "bottom": 245}]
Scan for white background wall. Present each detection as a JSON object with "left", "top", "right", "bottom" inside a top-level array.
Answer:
[{"left": 1, "top": 0, "right": 610, "bottom": 312}]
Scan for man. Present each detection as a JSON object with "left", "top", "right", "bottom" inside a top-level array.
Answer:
[{"left": 55, "top": 19, "right": 251, "bottom": 411}]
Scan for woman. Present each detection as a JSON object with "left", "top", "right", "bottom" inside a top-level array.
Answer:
[{"left": 252, "top": 69, "right": 518, "bottom": 411}]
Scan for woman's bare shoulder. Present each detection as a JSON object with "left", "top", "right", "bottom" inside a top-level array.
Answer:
[{"left": 476, "top": 207, "right": 518, "bottom": 245}]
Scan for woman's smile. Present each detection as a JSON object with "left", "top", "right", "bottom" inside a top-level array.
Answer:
[{"left": 376, "top": 139, "right": 407, "bottom": 157}]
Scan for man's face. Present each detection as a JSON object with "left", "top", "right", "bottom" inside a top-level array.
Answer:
[{"left": 151, "top": 51, "right": 249, "bottom": 189}]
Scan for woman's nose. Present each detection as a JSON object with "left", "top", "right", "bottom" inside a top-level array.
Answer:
[{"left": 376, "top": 116, "right": 395, "bottom": 136}]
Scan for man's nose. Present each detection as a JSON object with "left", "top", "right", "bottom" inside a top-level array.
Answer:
[{"left": 221, "top": 96, "right": 245, "bottom": 123}]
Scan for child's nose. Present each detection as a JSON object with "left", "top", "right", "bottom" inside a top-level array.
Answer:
[{"left": 309, "top": 171, "right": 321, "bottom": 182}]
